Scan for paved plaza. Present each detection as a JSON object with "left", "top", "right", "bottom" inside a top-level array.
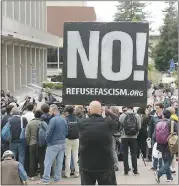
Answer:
[{"left": 27, "top": 158, "right": 178, "bottom": 185}]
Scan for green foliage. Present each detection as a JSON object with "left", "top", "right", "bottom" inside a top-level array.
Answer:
[
  {"left": 43, "top": 82, "right": 63, "bottom": 90},
  {"left": 148, "top": 63, "right": 162, "bottom": 84},
  {"left": 114, "top": 1, "right": 147, "bottom": 21},
  {"left": 51, "top": 74, "right": 63, "bottom": 82},
  {"left": 153, "top": 1, "right": 178, "bottom": 71},
  {"left": 113, "top": 1, "right": 153, "bottom": 57},
  {"left": 148, "top": 63, "right": 155, "bottom": 72}
]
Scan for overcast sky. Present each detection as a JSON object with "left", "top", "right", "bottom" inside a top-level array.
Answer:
[{"left": 87, "top": 1, "right": 169, "bottom": 35}]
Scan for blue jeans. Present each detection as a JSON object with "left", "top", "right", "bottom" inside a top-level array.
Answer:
[
  {"left": 9, "top": 142, "right": 25, "bottom": 166},
  {"left": 42, "top": 143, "right": 65, "bottom": 183},
  {"left": 158, "top": 154, "right": 174, "bottom": 180},
  {"left": 153, "top": 157, "right": 163, "bottom": 170}
]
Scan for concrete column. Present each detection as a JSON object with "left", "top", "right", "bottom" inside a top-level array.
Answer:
[
  {"left": 2, "top": 1, "right": 6, "bottom": 16},
  {"left": 29, "top": 1, "right": 31, "bottom": 26},
  {"left": 21, "top": 47, "right": 27, "bottom": 86},
  {"left": 35, "top": 1, "right": 39, "bottom": 29},
  {"left": 31, "top": 1, "right": 35, "bottom": 28},
  {"left": 13, "top": 1, "right": 19, "bottom": 20},
  {"left": 1, "top": 43, "right": 8, "bottom": 90},
  {"left": 20, "top": 1, "right": 25, "bottom": 24},
  {"left": 42, "top": 49, "right": 45, "bottom": 81},
  {"left": 27, "top": 47, "right": 32, "bottom": 84},
  {"left": 32, "top": 47, "right": 36, "bottom": 84},
  {"left": 44, "top": 1, "right": 47, "bottom": 31},
  {"left": 36, "top": 47, "right": 40, "bottom": 85},
  {"left": 6, "top": 1, "right": 13, "bottom": 18},
  {"left": 14, "top": 45, "right": 21, "bottom": 90},
  {"left": 44, "top": 48, "right": 47, "bottom": 81},
  {"left": 7, "top": 44, "right": 15, "bottom": 92},
  {"left": 57, "top": 47, "right": 60, "bottom": 69},
  {"left": 40, "top": 49, "right": 44, "bottom": 83},
  {"left": 40, "top": 1, "right": 43, "bottom": 30}
]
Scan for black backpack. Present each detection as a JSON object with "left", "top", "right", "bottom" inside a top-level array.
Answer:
[
  {"left": 66, "top": 117, "right": 79, "bottom": 140},
  {"left": 123, "top": 113, "right": 138, "bottom": 135}
]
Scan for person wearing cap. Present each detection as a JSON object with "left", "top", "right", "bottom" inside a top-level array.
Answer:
[
  {"left": 1, "top": 150, "right": 28, "bottom": 185},
  {"left": 64, "top": 106, "right": 79, "bottom": 178}
]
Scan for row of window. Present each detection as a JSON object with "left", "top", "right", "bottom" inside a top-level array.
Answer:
[
  {"left": 47, "top": 48, "right": 64, "bottom": 63},
  {"left": 2, "top": 1, "right": 46, "bottom": 31}
]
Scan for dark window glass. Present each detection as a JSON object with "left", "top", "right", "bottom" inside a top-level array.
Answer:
[
  {"left": 59, "top": 48, "right": 63, "bottom": 62},
  {"left": 47, "top": 63, "right": 58, "bottom": 69},
  {"left": 47, "top": 48, "right": 57, "bottom": 62}
]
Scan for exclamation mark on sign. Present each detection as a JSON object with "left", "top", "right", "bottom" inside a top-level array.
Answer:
[{"left": 133, "top": 33, "right": 147, "bottom": 81}]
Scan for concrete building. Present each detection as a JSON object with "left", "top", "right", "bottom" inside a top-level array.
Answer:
[
  {"left": 46, "top": 3, "right": 96, "bottom": 77},
  {"left": 46, "top": 1, "right": 87, "bottom": 7},
  {"left": 1, "top": 1, "right": 61, "bottom": 94}
]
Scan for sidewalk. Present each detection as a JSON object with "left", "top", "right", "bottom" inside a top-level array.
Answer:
[{"left": 28, "top": 158, "right": 178, "bottom": 185}]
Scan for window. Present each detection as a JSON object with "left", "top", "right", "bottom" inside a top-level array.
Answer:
[
  {"left": 47, "top": 63, "right": 58, "bottom": 69},
  {"left": 47, "top": 48, "right": 57, "bottom": 62},
  {"left": 59, "top": 47, "right": 64, "bottom": 62}
]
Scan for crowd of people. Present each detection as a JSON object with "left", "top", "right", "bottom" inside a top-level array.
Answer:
[{"left": 0, "top": 83, "right": 178, "bottom": 185}]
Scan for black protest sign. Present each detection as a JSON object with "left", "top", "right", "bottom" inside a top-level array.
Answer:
[{"left": 63, "top": 22, "right": 149, "bottom": 106}]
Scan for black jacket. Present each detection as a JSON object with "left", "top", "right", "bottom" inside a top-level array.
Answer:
[
  {"left": 78, "top": 114, "right": 117, "bottom": 171},
  {"left": 9, "top": 115, "right": 28, "bottom": 143}
]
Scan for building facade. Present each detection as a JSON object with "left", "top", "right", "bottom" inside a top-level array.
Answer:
[
  {"left": 1, "top": 1, "right": 60, "bottom": 93},
  {"left": 46, "top": 3, "right": 96, "bottom": 76}
]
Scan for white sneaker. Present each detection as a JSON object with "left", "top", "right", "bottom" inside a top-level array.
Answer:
[
  {"left": 29, "top": 177, "right": 35, "bottom": 181},
  {"left": 167, "top": 178, "right": 173, "bottom": 182}
]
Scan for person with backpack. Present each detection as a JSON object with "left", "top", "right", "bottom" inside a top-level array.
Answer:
[
  {"left": 147, "top": 103, "right": 164, "bottom": 167},
  {"left": 119, "top": 106, "right": 141, "bottom": 175},
  {"left": 166, "top": 107, "right": 178, "bottom": 175},
  {"left": 25, "top": 109, "right": 48, "bottom": 180},
  {"left": 8, "top": 107, "right": 28, "bottom": 166},
  {"left": 64, "top": 106, "right": 79, "bottom": 178},
  {"left": 1, "top": 105, "right": 14, "bottom": 157},
  {"left": 154, "top": 110, "right": 178, "bottom": 183}
]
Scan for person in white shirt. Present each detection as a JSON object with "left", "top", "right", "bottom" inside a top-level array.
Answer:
[{"left": 23, "top": 103, "right": 35, "bottom": 122}]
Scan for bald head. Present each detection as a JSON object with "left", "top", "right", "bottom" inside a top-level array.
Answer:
[{"left": 89, "top": 101, "right": 102, "bottom": 115}]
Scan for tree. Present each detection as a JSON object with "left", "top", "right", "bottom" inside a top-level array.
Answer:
[
  {"left": 113, "top": 1, "right": 154, "bottom": 57},
  {"left": 114, "top": 1, "right": 147, "bottom": 22},
  {"left": 153, "top": 1, "right": 178, "bottom": 71}
]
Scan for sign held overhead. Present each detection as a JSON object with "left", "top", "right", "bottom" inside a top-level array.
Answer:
[{"left": 63, "top": 22, "right": 149, "bottom": 106}]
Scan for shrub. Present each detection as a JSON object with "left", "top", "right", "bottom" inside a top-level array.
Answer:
[{"left": 43, "top": 82, "right": 63, "bottom": 89}]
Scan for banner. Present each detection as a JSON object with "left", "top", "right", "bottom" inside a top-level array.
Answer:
[{"left": 63, "top": 22, "right": 149, "bottom": 106}]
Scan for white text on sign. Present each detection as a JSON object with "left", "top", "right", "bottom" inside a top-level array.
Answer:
[{"left": 67, "top": 31, "right": 147, "bottom": 81}]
